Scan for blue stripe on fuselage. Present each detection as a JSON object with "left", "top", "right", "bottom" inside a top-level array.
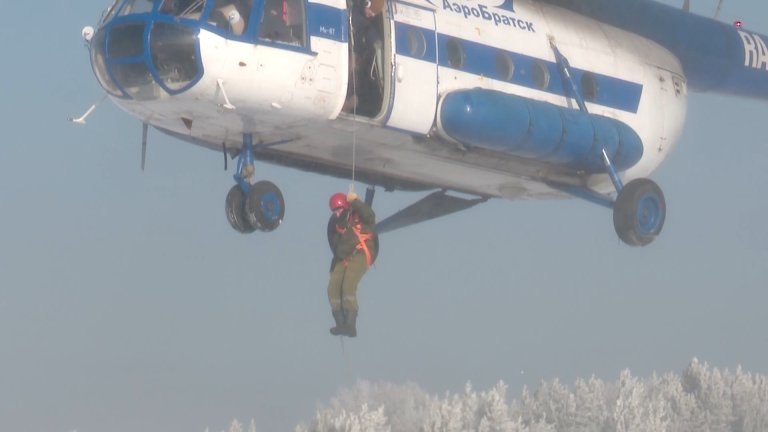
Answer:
[
  {"left": 307, "top": 3, "right": 348, "bottom": 42},
  {"left": 394, "top": 22, "right": 438, "bottom": 63},
  {"left": 308, "top": 7, "right": 642, "bottom": 112},
  {"left": 431, "top": 33, "right": 642, "bottom": 113},
  {"left": 390, "top": 24, "right": 642, "bottom": 113}
]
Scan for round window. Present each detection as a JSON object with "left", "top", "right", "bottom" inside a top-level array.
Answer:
[
  {"left": 446, "top": 38, "right": 464, "bottom": 69},
  {"left": 581, "top": 72, "right": 598, "bottom": 102},
  {"left": 406, "top": 29, "right": 427, "bottom": 57},
  {"left": 495, "top": 51, "right": 515, "bottom": 81},
  {"left": 532, "top": 61, "right": 550, "bottom": 89}
]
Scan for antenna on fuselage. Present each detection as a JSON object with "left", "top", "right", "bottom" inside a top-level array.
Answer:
[
  {"left": 216, "top": 79, "right": 237, "bottom": 111},
  {"left": 714, "top": 0, "right": 724, "bottom": 19},
  {"left": 141, "top": 122, "right": 149, "bottom": 171},
  {"left": 682, "top": 0, "right": 690, "bottom": 12},
  {"left": 69, "top": 95, "right": 107, "bottom": 125}
]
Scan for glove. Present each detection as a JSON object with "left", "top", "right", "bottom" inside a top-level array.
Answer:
[{"left": 347, "top": 191, "right": 358, "bottom": 202}]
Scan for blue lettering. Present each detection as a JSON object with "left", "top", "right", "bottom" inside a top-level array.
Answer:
[
  {"left": 439, "top": 0, "right": 535, "bottom": 33},
  {"left": 526, "top": 21, "right": 535, "bottom": 32},
  {"left": 480, "top": 4, "right": 492, "bottom": 20}
]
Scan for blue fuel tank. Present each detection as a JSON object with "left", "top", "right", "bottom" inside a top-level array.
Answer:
[{"left": 438, "top": 89, "right": 644, "bottom": 173}]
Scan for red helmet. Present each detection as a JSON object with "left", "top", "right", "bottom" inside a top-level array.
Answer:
[{"left": 329, "top": 192, "right": 349, "bottom": 211}]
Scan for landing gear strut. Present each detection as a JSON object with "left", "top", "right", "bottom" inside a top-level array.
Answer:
[
  {"left": 224, "top": 134, "right": 285, "bottom": 233},
  {"left": 550, "top": 39, "right": 666, "bottom": 246}
]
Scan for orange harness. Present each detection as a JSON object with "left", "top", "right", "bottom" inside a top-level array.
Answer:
[
  {"left": 336, "top": 213, "right": 373, "bottom": 267},
  {"left": 336, "top": 221, "right": 374, "bottom": 267},
  {"left": 352, "top": 226, "right": 374, "bottom": 267}
]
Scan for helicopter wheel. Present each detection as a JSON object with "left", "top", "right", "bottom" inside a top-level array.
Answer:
[
  {"left": 245, "top": 180, "right": 285, "bottom": 232},
  {"left": 613, "top": 178, "right": 666, "bottom": 246},
  {"left": 225, "top": 185, "right": 256, "bottom": 234}
]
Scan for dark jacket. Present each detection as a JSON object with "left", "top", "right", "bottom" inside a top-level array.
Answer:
[{"left": 330, "top": 199, "right": 376, "bottom": 263}]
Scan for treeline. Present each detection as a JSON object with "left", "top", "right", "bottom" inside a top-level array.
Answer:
[
  {"left": 214, "top": 359, "right": 768, "bottom": 431},
  {"left": 294, "top": 358, "right": 768, "bottom": 432}
]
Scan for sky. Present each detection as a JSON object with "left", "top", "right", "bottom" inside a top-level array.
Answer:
[{"left": 1, "top": 1, "right": 767, "bottom": 431}]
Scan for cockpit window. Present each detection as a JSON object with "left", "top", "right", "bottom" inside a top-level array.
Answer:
[
  {"left": 100, "top": 0, "right": 122, "bottom": 25},
  {"left": 119, "top": 0, "right": 155, "bottom": 15},
  {"left": 209, "top": 0, "right": 253, "bottom": 36},
  {"left": 259, "top": 0, "right": 305, "bottom": 46},
  {"left": 150, "top": 23, "right": 199, "bottom": 90},
  {"left": 159, "top": 0, "right": 207, "bottom": 19}
]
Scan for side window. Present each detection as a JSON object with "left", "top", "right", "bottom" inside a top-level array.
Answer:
[
  {"left": 101, "top": 0, "right": 122, "bottom": 24},
  {"left": 259, "top": 0, "right": 305, "bottom": 46},
  {"left": 159, "top": 0, "right": 208, "bottom": 18},
  {"left": 120, "top": 0, "right": 155, "bottom": 15},
  {"left": 209, "top": 0, "right": 253, "bottom": 36}
]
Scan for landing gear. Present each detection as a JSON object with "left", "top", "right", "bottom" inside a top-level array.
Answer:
[
  {"left": 245, "top": 180, "right": 284, "bottom": 232},
  {"left": 224, "top": 134, "right": 285, "bottom": 234},
  {"left": 226, "top": 185, "right": 257, "bottom": 233},
  {"left": 613, "top": 178, "right": 666, "bottom": 246},
  {"left": 548, "top": 41, "right": 666, "bottom": 246}
]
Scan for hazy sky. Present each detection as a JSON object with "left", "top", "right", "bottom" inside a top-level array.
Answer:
[{"left": 1, "top": 1, "right": 767, "bottom": 431}]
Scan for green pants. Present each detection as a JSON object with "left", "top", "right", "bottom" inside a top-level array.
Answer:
[{"left": 327, "top": 253, "right": 369, "bottom": 312}]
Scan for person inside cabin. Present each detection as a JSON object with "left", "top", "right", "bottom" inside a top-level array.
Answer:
[
  {"left": 259, "top": 0, "right": 302, "bottom": 44},
  {"left": 326, "top": 191, "right": 377, "bottom": 337},
  {"left": 210, "top": 0, "right": 252, "bottom": 35},
  {"left": 344, "top": 0, "right": 385, "bottom": 116}
]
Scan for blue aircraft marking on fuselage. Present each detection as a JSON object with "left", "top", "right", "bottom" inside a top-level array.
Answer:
[
  {"left": 307, "top": 3, "right": 348, "bottom": 42},
  {"left": 440, "top": 0, "right": 534, "bottom": 32},
  {"left": 393, "top": 22, "right": 642, "bottom": 113},
  {"left": 497, "top": 0, "right": 515, "bottom": 12}
]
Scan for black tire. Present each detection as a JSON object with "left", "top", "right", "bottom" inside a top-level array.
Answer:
[
  {"left": 245, "top": 180, "right": 285, "bottom": 232},
  {"left": 613, "top": 178, "right": 666, "bottom": 246},
  {"left": 327, "top": 213, "right": 380, "bottom": 263},
  {"left": 225, "top": 185, "right": 256, "bottom": 233}
]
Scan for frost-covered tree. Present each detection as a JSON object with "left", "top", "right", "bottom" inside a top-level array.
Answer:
[
  {"left": 299, "top": 403, "right": 389, "bottom": 432},
  {"left": 231, "top": 358, "right": 768, "bottom": 432},
  {"left": 227, "top": 419, "right": 243, "bottom": 432},
  {"left": 682, "top": 358, "right": 736, "bottom": 431}
]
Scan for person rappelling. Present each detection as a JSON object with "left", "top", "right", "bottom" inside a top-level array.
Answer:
[{"left": 326, "top": 190, "right": 377, "bottom": 337}]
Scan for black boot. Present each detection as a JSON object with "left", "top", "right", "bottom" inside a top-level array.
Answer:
[
  {"left": 343, "top": 310, "right": 357, "bottom": 337},
  {"left": 330, "top": 310, "right": 346, "bottom": 336}
]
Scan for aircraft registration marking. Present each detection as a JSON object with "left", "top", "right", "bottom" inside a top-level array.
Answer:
[{"left": 738, "top": 30, "right": 768, "bottom": 71}]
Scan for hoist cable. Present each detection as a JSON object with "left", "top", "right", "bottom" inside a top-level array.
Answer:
[{"left": 348, "top": 8, "right": 359, "bottom": 191}]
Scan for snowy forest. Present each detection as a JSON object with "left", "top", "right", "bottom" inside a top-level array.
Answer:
[{"left": 216, "top": 359, "right": 768, "bottom": 432}]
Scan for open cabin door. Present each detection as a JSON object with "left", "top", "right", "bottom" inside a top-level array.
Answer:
[{"left": 384, "top": 2, "right": 437, "bottom": 133}]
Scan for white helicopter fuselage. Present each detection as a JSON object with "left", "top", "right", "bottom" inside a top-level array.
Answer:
[{"left": 102, "top": 0, "right": 687, "bottom": 200}]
